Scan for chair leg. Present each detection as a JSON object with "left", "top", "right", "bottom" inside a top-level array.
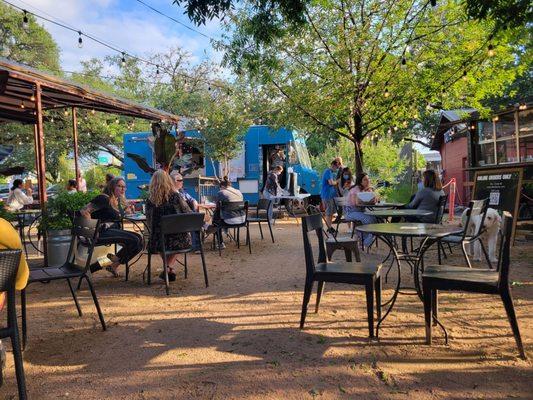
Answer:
[
  {"left": 124, "top": 261, "right": 130, "bottom": 282},
  {"left": 236, "top": 227, "right": 240, "bottom": 248},
  {"left": 217, "top": 229, "right": 222, "bottom": 257},
  {"left": 432, "top": 289, "right": 438, "bottom": 325},
  {"left": 344, "top": 248, "right": 353, "bottom": 262},
  {"left": 500, "top": 288, "right": 526, "bottom": 359},
  {"left": 184, "top": 253, "right": 188, "bottom": 279},
  {"left": 354, "top": 244, "right": 361, "bottom": 262},
  {"left": 67, "top": 278, "right": 83, "bottom": 317},
  {"left": 437, "top": 242, "right": 442, "bottom": 265},
  {"left": 267, "top": 220, "right": 275, "bottom": 243},
  {"left": 200, "top": 247, "right": 209, "bottom": 288},
  {"left": 20, "top": 289, "right": 27, "bottom": 351},
  {"left": 315, "top": 281, "right": 325, "bottom": 313},
  {"left": 446, "top": 242, "right": 453, "bottom": 254},
  {"left": 423, "top": 284, "right": 433, "bottom": 345},
  {"left": 84, "top": 275, "right": 107, "bottom": 331},
  {"left": 375, "top": 277, "right": 382, "bottom": 322},
  {"left": 461, "top": 241, "right": 473, "bottom": 268},
  {"left": 326, "top": 245, "right": 334, "bottom": 261},
  {"left": 162, "top": 257, "right": 170, "bottom": 295},
  {"left": 247, "top": 225, "right": 252, "bottom": 254},
  {"left": 440, "top": 242, "right": 448, "bottom": 259},
  {"left": 365, "top": 283, "right": 375, "bottom": 338},
  {"left": 258, "top": 221, "right": 264, "bottom": 240},
  {"left": 299, "top": 279, "right": 314, "bottom": 329},
  {"left": 147, "top": 252, "right": 152, "bottom": 285},
  {"left": 479, "top": 240, "right": 493, "bottom": 269},
  {"left": 76, "top": 276, "right": 84, "bottom": 291},
  {"left": 8, "top": 292, "right": 27, "bottom": 399}
]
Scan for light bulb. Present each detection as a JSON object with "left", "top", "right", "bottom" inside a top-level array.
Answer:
[
  {"left": 64, "top": 110, "right": 69, "bottom": 116},
  {"left": 156, "top": 65, "right": 160, "bottom": 75},
  {"left": 384, "top": 88, "right": 390, "bottom": 98},
  {"left": 462, "top": 70, "right": 467, "bottom": 81},
  {"left": 488, "top": 44, "right": 495, "bottom": 57},
  {"left": 50, "top": 117, "right": 54, "bottom": 123},
  {"left": 115, "top": 118, "right": 119, "bottom": 124},
  {"left": 121, "top": 53, "right": 126, "bottom": 67},
  {"left": 78, "top": 32, "right": 83, "bottom": 48},
  {"left": 30, "top": 94, "right": 35, "bottom": 101},
  {"left": 22, "top": 10, "right": 29, "bottom": 30},
  {"left": 401, "top": 57, "right": 406, "bottom": 66},
  {"left": 91, "top": 109, "right": 96, "bottom": 115},
  {"left": 20, "top": 101, "right": 25, "bottom": 109}
]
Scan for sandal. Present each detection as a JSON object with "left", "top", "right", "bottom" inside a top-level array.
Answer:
[
  {"left": 105, "top": 266, "right": 120, "bottom": 278},
  {"left": 159, "top": 270, "right": 176, "bottom": 282}
]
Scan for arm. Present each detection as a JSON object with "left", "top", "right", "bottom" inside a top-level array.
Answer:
[
  {"left": 15, "top": 189, "right": 33, "bottom": 205},
  {"left": 407, "top": 191, "right": 422, "bottom": 209},
  {"left": 80, "top": 202, "right": 95, "bottom": 219}
]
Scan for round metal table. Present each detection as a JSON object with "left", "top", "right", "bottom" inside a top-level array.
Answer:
[
  {"left": 365, "top": 202, "right": 404, "bottom": 209},
  {"left": 356, "top": 223, "right": 462, "bottom": 337},
  {"left": 11, "top": 209, "right": 43, "bottom": 257},
  {"left": 365, "top": 209, "right": 433, "bottom": 219}
]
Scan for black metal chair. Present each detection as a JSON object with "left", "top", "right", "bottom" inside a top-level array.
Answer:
[
  {"left": 434, "top": 194, "right": 449, "bottom": 263},
  {"left": 160, "top": 213, "right": 208, "bottom": 296},
  {"left": 440, "top": 199, "right": 491, "bottom": 268},
  {"left": 422, "top": 211, "right": 526, "bottom": 359},
  {"left": 213, "top": 201, "right": 251, "bottom": 256},
  {"left": 247, "top": 199, "right": 275, "bottom": 243},
  {"left": 21, "top": 216, "right": 106, "bottom": 349},
  {"left": 300, "top": 214, "right": 382, "bottom": 338},
  {"left": 0, "top": 250, "right": 27, "bottom": 399}
]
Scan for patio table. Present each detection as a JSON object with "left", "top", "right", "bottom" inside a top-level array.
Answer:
[
  {"left": 273, "top": 193, "right": 311, "bottom": 223},
  {"left": 11, "top": 209, "right": 42, "bottom": 258},
  {"left": 356, "top": 222, "right": 462, "bottom": 337},
  {"left": 365, "top": 209, "right": 433, "bottom": 219}
]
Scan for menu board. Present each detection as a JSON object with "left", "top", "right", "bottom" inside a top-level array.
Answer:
[{"left": 472, "top": 168, "right": 523, "bottom": 241}]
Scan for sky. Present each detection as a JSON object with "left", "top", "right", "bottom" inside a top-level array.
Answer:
[{"left": 7, "top": 0, "right": 225, "bottom": 72}]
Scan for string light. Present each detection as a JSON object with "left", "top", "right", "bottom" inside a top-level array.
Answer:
[
  {"left": 462, "top": 70, "right": 467, "bottom": 81},
  {"left": 518, "top": 104, "right": 527, "bottom": 111},
  {"left": 115, "top": 118, "right": 120, "bottom": 124},
  {"left": 78, "top": 31, "right": 83, "bottom": 48},
  {"left": 20, "top": 101, "right": 25, "bottom": 109},
  {"left": 30, "top": 94, "right": 35, "bottom": 102},
  {"left": 63, "top": 109, "right": 69, "bottom": 116},
  {"left": 470, "top": 123, "right": 476, "bottom": 130},
  {"left": 156, "top": 65, "right": 160, "bottom": 75},
  {"left": 492, "top": 116, "right": 499, "bottom": 122},
  {"left": 91, "top": 109, "right": 96, "bottom": 115},
  {"left": 401, "top": 57, "right": 406, "bottom": 66},
  {"left": 22, "top": 10, "right": 29, "bottom": 29},
  {"left": 50, "top": 117, "right": 54, "bottom": 123},
  {"left": 384, "top": 87, "right": 390, "bottom": 98},
  {"left": 121, "top": 52, "right": 126, "bottom": 67},
  {"left": 488, "top": 43, "right": 495, "bottom": 57},
  {"left": 430, "top": 0, "right": 437, "bottom": 6}
]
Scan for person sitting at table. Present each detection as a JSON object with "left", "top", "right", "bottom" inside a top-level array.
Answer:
[
  {"left": 146, "top": 170, "right": 192, "bottom": 282},
  {"left": 5, "top": 179, "right": 33, "bottom": 212},
  {"left": 344, "top": 172, "right": 378, "bottom": 247},
  {"left": 80, "top": 177, "right": 141, "bottom": 277},
  {"left": 405, "top": 169, "right": 444, "bottom": 223},
  {"left": 66, "top": 179, "right": 78, "bottom": 194},
  {"left": 206, "top": 176, "right": 245, "bottom": 249}
]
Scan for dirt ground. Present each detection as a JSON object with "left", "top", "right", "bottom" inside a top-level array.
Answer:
[{"left": 1, "top": 218, "right": 532, "bottom": 399}]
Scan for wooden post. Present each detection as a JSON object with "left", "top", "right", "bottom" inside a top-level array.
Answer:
[
  {"left": 34, "top": 82, "right": 48, "bottom": 265},
  {"left": 33, "top": 124, "right": 40, "bottom": 179},
  {"left": 71, "top": 107, "right": 80, "bottom": 187}
]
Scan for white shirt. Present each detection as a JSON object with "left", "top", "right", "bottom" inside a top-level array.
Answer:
[
  {"left": 78, "top": 178, "right": 87, "bottom": 193},
  {"left": 6, "top": 188, "right": 33, "bottom": 211}
]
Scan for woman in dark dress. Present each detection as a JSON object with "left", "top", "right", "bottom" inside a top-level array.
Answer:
[
  {"left": 145, "top": 170, "right": 192, "bottom": 281},
  {"left": 80, "top": 177, "right": 142, "bottom": 277}
]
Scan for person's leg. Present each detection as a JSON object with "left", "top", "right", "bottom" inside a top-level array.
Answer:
[
  {"left": 103, "top": 229, "right": 143, "bottom": 269},
  {"left": 324, "top": 199, "right": 335, "bottom": 231}
]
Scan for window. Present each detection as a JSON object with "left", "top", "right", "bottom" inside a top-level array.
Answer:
[
  {"left": 476, "top": 122, "right": 495, "bottom": 166},
  {"left": 494, "top": 112, "right": 515, "bottom": 139},
  {"left": 293, "top": 141, "right": 312, "bottom": 169},
  {"left": 519, "top": 109, "right": 533, "bottom": 162}
]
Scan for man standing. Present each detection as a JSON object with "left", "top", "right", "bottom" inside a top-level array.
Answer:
[{"left": 320, "top": 160, "right": 340, "bottom": 233}]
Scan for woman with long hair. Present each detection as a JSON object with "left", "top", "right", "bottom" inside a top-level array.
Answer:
[
  {"left": 145, "top": 170, "right": 192, "bottom": 281},
  {"left": 81, "top": 177, "right": 142, "bottom": 277},
  {"left": 405, "top": 169, "right": 445, "bottom": 222},
  {"left": 5, "top": 179, "right": 33, "bottom": 211},
  {"left": 344, "top": 172, "right": 378, "bottom": 247}
]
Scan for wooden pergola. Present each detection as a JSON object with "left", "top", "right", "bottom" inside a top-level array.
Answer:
[{"left": 0, "top": 57, "right": 179, "bottom": 205}]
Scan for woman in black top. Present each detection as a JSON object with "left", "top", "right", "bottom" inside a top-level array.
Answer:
[
  {"left": 81, "top": 177, "right": 142, "bottom": 277},
  {"left": 145, "top": 170, "right": 192, "bottom": 281}
]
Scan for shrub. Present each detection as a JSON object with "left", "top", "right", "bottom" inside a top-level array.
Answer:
[{"left": 39, "top": 190, "right": 98, "bottom": 231}]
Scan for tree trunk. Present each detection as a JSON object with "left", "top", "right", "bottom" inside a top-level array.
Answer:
[{"left": 353, "top": 140, "right": 363, "bottom": 175}]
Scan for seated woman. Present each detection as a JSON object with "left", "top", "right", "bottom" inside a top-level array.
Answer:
[
  {"left": 145, "top": 170, "right": 192, "bottom": 282},
  {"left": 405, "top": 170, "right": 444, "bottom": 223},
  {"left": 80, "top": 177, "right": 142, "bottom": 277},
  {"left": 344, "top": 173, "right": 378, "bottom": 247},
  {"left": 207, "top": 177, "right": 246, "bottom": 249},
  {"left": 5, "top": 179, "right": 33, "bottom": 211},
  {"left": 66, "top": 179, "right": 78, "bottom": 194}
]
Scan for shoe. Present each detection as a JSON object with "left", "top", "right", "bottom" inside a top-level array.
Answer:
[
  {"left": 105, "top": 266, "right": 120, "bottom": 278},
  {"left": 159, "top": 270, "right": 176, "bottom": 282},
  {"left": 217, "top": 242, "right": 226, "bottom": 250},
  {"left": 327, "top": 227, "right": 336, "bottom": 235}
]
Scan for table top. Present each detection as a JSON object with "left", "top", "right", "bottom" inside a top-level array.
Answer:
[
  {"left": 365, "top": 209, "right": 433, "bottom": 218},
  {"left": 124, "top": 213, "right": 146, "bottom": 221},
  {"left": 275, "top": 193, "right": 311, "bottom": 200},
  {"left": 366, "top": 202, "right": 404, "bottom": 208},
  {"left": 356, "top": 223, "right": 462, "bottom": 238},
  {"left": 12, "top": 209, "right": 42, "bottom": 215}
]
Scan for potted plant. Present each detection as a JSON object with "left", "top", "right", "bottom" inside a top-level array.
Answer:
[
  {"left": 0, "top": 201, "right": 14, "bottom": 221},
  {"left": 39, "top": 190, "right": 97, "bottom": 267}
]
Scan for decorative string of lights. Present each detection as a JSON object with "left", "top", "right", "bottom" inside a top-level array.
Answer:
[{"left": 1, "top": 0, "right": 230, "bottom": 92}]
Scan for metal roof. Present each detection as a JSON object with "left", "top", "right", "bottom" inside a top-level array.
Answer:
[
  {"left": 0, "top": 57, "right": 179, "bottom": 124},
  {"left": 430, "top": 108, "right": 478, "bottom": 150}
]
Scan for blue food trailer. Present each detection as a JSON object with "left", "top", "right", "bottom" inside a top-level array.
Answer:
[{"left": 123, "top": 125, "right": 320, "bottom": 204}]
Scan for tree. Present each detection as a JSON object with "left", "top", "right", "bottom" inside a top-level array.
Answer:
[
  {"left": 222, "top": 0, "right": 526, "bottom": 175},
  {"left": 463, "top": 0, "right": 532, "bottom": 30}
]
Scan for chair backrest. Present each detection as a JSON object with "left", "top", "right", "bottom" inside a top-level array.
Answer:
[
  {"left": 334, "top": 196, "right": 347, "bottom": 207},
  {"left": 218, "top": 200, "right": 249, "bottom": 223},
  {"left": 256, "top": 198, "right": 271, "bottom": 212},
  {"left": 434, "top": 194, "right": 448, "bottom": 224},
  {"left": 160, "top": 212, "right": 205, "bottom": 235},
  {"left": 0, "top": 249, "right": 22, "bottom": 292},
  {"left": 67, "top": 216, "right": 100, "bottom": 271},
  {"left": 460, "top": 198, "right": 489, "bottom": 240},
  {"left": 496, "top": 211, "right": 513, "bottom": 288},
  {"left": 301, "top": 214, "right": 327, "bottom": 277}
]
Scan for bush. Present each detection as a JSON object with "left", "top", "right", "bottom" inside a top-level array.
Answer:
[
  {"left": 0, "top": 201, "right": 14, "bottom": 221},
  {"left": 39, "top": 190, "right": 98, "bottom": 231},
  {"left": 379, "top": 182, "right": 414, "bottom": 204}
]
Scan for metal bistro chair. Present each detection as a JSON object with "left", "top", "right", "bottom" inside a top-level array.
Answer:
[
  {"left": 0, "top": 250, "right": 27, "bottom": 399},
  {"left": 440, "top": 199, "right": 491, "bottom": 268},
  {"left": 160, "top": 213, "right": 209, "bottom": 296},
  {"left": 247, "top": 199, "right": 275, "bottom": 243},
  {"left": 434, "top": 194, "right": 449, "bottom": 263},
  {"left": 21, "top": 216, "right": 106, "bottom": 349},
  {"left": 333, "top": 196, "right": 350, "bottom": 235},
  {"left": 300, "top": 214, "right": 382, "bottom": 338},
  {"left": 213, "top": 201, "right": 251, "bottom": 256},
  {"left": 423, "top": 212, "right": 527, "bottom": 359}
]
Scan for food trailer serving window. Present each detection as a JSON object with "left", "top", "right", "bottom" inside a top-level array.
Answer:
[
  {"left": 519, "top": 109, "right": 533, "bottom": 162},
  {"left": 476, "top": 122, "right": 496, "bottom": 166}
]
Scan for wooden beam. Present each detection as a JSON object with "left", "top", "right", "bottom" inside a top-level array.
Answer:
[{"left": 34, "top": 82, "right": 48, "bottom": 265}]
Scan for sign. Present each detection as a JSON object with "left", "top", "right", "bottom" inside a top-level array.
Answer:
[{"left": 472, "top": 168, "right": 523, "bottom": 241}]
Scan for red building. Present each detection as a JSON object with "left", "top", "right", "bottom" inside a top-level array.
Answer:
[{"left": 430, "top": 109, "right": 476, "bottom": 206}]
